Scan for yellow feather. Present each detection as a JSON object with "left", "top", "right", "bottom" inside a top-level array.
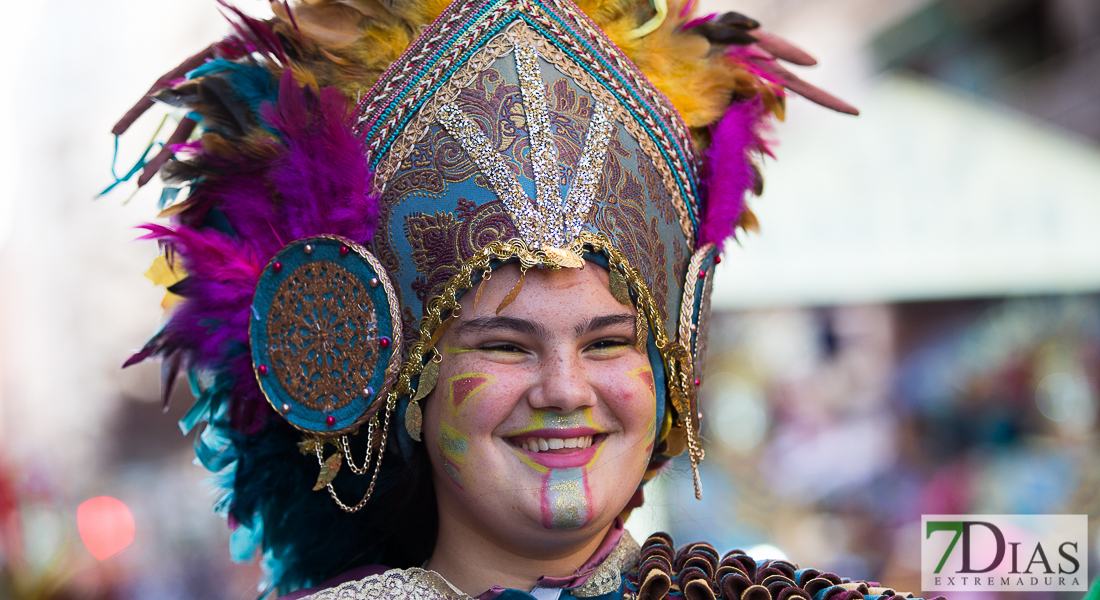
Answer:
[{"left": 145, "top": 255, "right": 186, "bottom": 311}]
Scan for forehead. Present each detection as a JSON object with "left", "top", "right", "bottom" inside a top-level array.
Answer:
[{"left": 461, "top": 262, "right": 631, "bottom": 324}]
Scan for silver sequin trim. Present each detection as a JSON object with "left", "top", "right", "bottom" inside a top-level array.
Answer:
[
  {"left": 563, "top": 101, "right": 613, "bottom": 241},
  {"left": 437, "top": 43, "right": 615, "bottom": 250},
  {"left": 437, "top": 102, "right": 547, "bottom": 247},
  {"left": 514, "top": 44, "right": 563, "bottom": 236}
]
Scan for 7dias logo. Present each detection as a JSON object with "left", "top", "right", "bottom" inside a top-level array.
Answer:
[{"left": 921, "top": 515, "right": 1087, "bottom": 592}]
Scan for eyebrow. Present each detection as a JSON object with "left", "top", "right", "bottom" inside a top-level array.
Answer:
[
  {"left": 453, "top": 316, "right": 553, "bottom": 339},
  {"left": 574, "top": 314, "right": 636, "bottom": 337}
]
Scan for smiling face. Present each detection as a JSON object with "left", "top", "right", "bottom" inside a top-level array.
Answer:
[{"left": 423, "top": 262, "right": 657, "bottom": 557}]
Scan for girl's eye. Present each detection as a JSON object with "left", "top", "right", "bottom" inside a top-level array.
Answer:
[
  {"left": 587, "top": 339, "right": 631, "bottom": 352},
  {"left": 481, "top": 343, "right": 524, "bottom": 353}
]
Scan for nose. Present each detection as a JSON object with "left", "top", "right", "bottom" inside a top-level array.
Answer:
[{"left": 527, "top": 349, "right": 597, "bottom": 413}]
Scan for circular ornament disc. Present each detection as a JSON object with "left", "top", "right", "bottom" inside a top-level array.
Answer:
[{"left": 250, "top": 236, "right": 400, "bottom": 434}]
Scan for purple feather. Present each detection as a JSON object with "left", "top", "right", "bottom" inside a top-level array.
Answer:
[
  {"left": 137, "top": 70, "right": 378, "bottom": 434},
  {"left": 699, "top": 97, "right": 767, "bottom": 251}
]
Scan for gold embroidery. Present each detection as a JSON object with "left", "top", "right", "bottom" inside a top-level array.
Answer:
[{"left": 268, "top": 262, "right": 380, "bottom": 412}]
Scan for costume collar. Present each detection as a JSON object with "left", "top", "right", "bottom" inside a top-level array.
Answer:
[{"left": 292, "top": 520, "right": 641, "bottom": 600}]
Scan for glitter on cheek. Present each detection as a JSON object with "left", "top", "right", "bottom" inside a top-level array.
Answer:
[
  {"left": 436, "top": 421, "right": 469, "bottom": 488},
  {"left": 540, "top": 468, "right": 592, "bottom": 530}
]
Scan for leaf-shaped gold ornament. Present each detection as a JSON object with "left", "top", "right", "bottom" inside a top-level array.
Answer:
[
  {"left": 413, "top": 359, "right": 440, "bottom": 403},
  {"left": 636, "top": 310, "right": 649, "bottom": 352},
  {"left": 609, "top": 269, "right": 632, "bottom": 306},
  {"left": 496, "top": 268, "right": 526, "bottom": 314},
  {"left": 543, "top": 246, "right": 585, "bottom": 268},
  {"left": 312, "top": 452, "right": 343, "bottom": 491},
  {"left": 472, "top": 279, "right": 486, "bottom": 313},
  {"left": 405, "top": 399, "right": 423, "bottom": 442}
]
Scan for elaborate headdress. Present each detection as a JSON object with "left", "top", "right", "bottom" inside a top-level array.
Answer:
[{"left": 115, "top": 0, "right": 854, "bottom": 593}]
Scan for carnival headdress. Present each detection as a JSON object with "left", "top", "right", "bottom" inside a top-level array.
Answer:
[{"left": 115, "top": 0, "right": 854, "bottom": 592}]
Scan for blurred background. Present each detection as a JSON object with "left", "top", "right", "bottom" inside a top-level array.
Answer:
[{"left": 0, "top": 0, "right": 1098, "bottom": 598}]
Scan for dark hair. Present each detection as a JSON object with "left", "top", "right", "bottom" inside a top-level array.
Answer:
[{"left": 229, "top": 417, "right": 438, "bottom": 593}]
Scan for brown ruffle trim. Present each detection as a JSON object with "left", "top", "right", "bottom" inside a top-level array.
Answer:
[{"left": 623, "top": 534, "right": 944, "bottom": 600}]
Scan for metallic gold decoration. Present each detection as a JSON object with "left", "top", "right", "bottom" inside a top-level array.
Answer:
[
  {"left": 495, "top": 267, "right": 527, "bottom": 314},
  {"left": 609, "top": 269, "right": 632, "bottom": 306},
  {"left": 405, "top": 398, "right": 423, "bottom": 441},
  {"left": 677, "top": 243, "right": 715, "bottom": 350},
  {"left": 543, "top": 245, "right": 585, "bottom": 268},
  {"left": 413, "top": 359, "right": 440, "bottom": 403},
  {"left": 695, "top": 264, "right": 714, "bottom": 378},
  {"left": 267, "top": 261, "right": 380, "bottom": 412},
  {"left": 635, "top": 310, "right": 649, "bottom": 353},
  {"left": 298, "top": 437, "right": 324, "bottom": 456},
  {"left": 313, "top": 452, "right": 343, "bottom": 491}
]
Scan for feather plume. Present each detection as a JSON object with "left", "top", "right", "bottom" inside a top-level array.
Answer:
[{"left": 699, "top": 98, "right": 767, "bottom": 251}]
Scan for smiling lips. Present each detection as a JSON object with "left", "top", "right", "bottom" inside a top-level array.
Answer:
[{"left": 506, "top": 428, "right": 606, "bottom": 469}]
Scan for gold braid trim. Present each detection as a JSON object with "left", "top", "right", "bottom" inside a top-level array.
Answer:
[{"left": 392, "top": 233, "right": 696, "bottom": 424}]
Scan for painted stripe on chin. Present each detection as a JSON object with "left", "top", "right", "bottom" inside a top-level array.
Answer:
[{"left": 540, "top": 467, "right": 591, "bottom": 530}]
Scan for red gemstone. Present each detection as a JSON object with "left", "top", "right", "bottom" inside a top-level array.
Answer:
[
  {"left": 698, "top": 269, "right": 706, "bottom": 279},
  {"left": 694, "top": 378, "right": 701, "bottom": 387},
  {"left": 258, "top": 365, "right": 268, "bottom": 375},
  {"left": 339, "top": 245, "right": 350, "bottom": 256},
  {"left": 326, "top": 415, "right": 336, "bottom": 427},
  {"left": 379, "top": 336, "right": 391, "bottom": 349},
  {"left": 714, "top": 255, "right": 722, "bottom": 265},
  {"left": 273, "top": 262, "right": 282, "bottom": 272}
]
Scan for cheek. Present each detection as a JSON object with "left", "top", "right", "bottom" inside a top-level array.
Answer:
[
  {"left": 432, "top": 371, "right": 513, "bottom": 487},
  {"left": 607, "top": 365, "right": 658, "bottom": 443}
]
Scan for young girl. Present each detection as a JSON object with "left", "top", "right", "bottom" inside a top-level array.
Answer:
[{"left": 113, "top": 1, "right": 931, "bottom": 600}]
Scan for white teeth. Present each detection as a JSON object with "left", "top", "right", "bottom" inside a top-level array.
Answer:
[{"left": 519, "top": 436, "right": 598, "bottom": 452}]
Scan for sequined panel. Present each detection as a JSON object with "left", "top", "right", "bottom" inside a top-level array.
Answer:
[
  {"left": 564, "top": 101, "right": 614, "bottom": 240},
  {"left": 514, "top": 43, "right": 562, "bottom": 227}
]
